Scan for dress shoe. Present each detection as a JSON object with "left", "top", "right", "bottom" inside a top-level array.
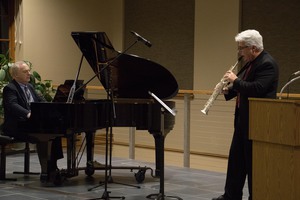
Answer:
[
  {"left": 212, "top": 195, "right": 228, "bottom": 200},
  {"left": 49, "top": 169, "right": 64, "bottom": 186},
  {"left": 40, "top": 173, "right": 49, "bottom": 183},
  {"left": 40, "top": 169, "right": 64, "bottom": 186}
]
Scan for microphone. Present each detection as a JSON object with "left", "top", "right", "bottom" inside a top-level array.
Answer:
[{"left": 130, "top": 31, "right": 152, "bottom": 47}]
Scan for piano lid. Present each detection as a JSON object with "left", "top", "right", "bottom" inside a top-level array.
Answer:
[{"left": 71, "top": 31, "right": 178, "bottom": 100}]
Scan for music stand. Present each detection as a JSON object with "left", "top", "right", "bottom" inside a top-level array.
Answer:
[{"left": 146, "top": 91, "right": 182, "bottom": 200}]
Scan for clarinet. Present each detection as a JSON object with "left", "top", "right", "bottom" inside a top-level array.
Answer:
[{"left": 201, "top": 57, "right": 242, "bottom": 115}]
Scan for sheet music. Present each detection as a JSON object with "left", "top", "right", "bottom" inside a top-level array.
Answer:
[{"left": 149, "top": 91, "right": 176, "bottom": 116}]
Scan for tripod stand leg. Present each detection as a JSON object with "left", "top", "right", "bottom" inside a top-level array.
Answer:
[
  {"left": 88, "top": 175, "right": 140, "bottom": 191},
  {"left": 88, "top": 126, "right": 125, "bottom": 200},
  {"left": 88, "top": 124, "right": 137, "bottom": 200},
  {"left": 106, "top": 122, "right": 140, "bottom": 189},
  {"left": 88, "top": 123, "right": 140, "bottom": 192},
  {"left": 104, "top": 175, "right": 140, "bottom": 188}
]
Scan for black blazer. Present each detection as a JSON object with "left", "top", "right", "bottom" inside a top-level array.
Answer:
[
  {"left": 224, "top": 51, "right": 279, "bottom": 139},
  {"left": 2, "top": 79, "right": 45, "bottom": 136}
]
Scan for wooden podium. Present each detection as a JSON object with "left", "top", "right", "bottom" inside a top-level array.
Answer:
[{"left": 249, "top": 98, "right": 300, "bottom": 200}]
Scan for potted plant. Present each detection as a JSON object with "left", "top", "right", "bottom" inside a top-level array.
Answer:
[{"left": 0, "top": 52, "right": 55, "bottom": 117}]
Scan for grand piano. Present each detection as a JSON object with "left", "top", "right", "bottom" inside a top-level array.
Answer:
[{"left": 22, "top": 32, "right": 178, "bottom": 180}]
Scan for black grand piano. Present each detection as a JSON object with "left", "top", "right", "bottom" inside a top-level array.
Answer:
[{"left": 22, "top": 32, "right": 178, "bottom": 180}]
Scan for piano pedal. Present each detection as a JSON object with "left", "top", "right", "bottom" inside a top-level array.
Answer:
[
  {"left": 85, "top": 160, "right": 107, "bottom": 176},
  {"left": 59, "top": 168, "right": 78, "bottom": 179}
]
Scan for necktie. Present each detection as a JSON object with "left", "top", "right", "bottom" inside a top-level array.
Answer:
[
  {"left": 24, "top": 86, "right": 33, "bottom": 103},
  {"left": 236, "top": 64, "right": 252, "bottom": 108},
  {"left": 243, "top": 64, "right": 252, "bottom": 80}
]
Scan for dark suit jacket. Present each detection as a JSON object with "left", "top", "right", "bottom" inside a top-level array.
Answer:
[
  {"left": 224, "top": 51, "right": 279, "bottom": 139},
  {"left": 3, "top": 79, "right": 45, "bottom": 136}
]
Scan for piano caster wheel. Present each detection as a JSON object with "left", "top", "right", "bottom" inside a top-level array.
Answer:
[
  {"left": 85, "top": 166, "right": 95, "bottom": 176},
  {"left": 135, "top": 169, "right": 146, "bottom": 183}
]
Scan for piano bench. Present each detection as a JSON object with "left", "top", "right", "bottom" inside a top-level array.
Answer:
[{"left": 0, "top": 135, "right": 39, "bottom": 181}]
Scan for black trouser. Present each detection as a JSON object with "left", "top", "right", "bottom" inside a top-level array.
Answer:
[
  {"left": 36, "top": 137, "right": 63, "bottom": 173},
  {"left": 224, "top": 118, "right": 252, "bottom": 200},
  {"left": 5, "top": 132, "right": 63, "bottom": 174}
]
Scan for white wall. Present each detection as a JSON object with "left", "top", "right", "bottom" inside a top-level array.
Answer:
[
  {"left": 16, "top": 0, "right": 239, "bottom": 90},
  {"left": 17, "top": 0, "right": 123, "bottom": 86}
]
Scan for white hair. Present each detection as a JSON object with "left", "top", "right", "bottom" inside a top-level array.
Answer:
[
  {"left": 235, "top": 29, "right": 264, "bottom": 51},
  {"left": 10, "top": 61, "right": 28, "bottom": 78}
]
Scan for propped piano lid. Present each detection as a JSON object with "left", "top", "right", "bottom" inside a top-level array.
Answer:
[
  {"left": 110, "top": 53, "right": 178, "bottom": 100},
  {"left": 71, "top": 31, "right": 178, "bottom": 100}
]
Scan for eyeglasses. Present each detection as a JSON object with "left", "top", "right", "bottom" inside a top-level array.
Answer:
[{"left": 238, "top": 46, "right": 249, "bottom": 51}]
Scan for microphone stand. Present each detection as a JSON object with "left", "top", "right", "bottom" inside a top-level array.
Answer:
[
  {"left": 286, "top": 72, "right": 300, "bottom": 99},
  {"left": 73, "top": 40, "right": 138, "bottom": 96},
  {"left": 86, "top": 38, "right": 144, "bottom": 200},
  {"left": 279, "top": 75, "right": 300, "bottom": 99}
]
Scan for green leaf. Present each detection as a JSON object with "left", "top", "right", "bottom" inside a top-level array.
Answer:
[
  {"left": 44, "top": 93, "right": 53, "bottom": 102},
  {"left": 45, "top": 81, "right": 51, "bottom": 88},
  {"left": 2, "top": 64, "right": 8, "bottom": 70},
  {"left": 30, "top": 76, "right": 36, "bottom": 84},
  {"left": 0, "top": 69, "right": 6, "bottom": 81},
  {"left": 35, "top": 84, "right": 45, "bottom": 94},
  {"left": 32, "top": 71, "right": 41, "bottom": 81}
]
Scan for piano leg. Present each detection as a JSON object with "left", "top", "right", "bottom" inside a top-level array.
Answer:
[
  {"left": 153, "top": 132, "right": 182, "bottom": 199},
  {"left": 86, "top": 131, "right": 95, "bottom": 163},
  {"left": 66, "top": 135, "right": 79, "bottom": 177},
  {"left": 153, "top": 133, "right": 164, "bottom": 177},
  {"left": 85, "top": 131, "right": 96, "bottom": 176}
]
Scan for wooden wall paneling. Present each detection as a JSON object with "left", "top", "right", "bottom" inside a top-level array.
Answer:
[
  {"left": 124, "top": 0, "right": 195, "bottom": 90},
  {"left": 241, "top": 0, "right": 300, "bottom": 93}
]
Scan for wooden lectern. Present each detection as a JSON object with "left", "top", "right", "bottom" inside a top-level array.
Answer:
[{"left": 249, "top": 98, "right": 300, "bottom": 200}]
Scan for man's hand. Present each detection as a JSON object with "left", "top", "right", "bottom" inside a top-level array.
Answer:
[
  {"left": 224, "top": 70, "right": 237, "bottom": 83},
  {"left": 221, "top": 86, "right": 229, "bottom": 94}
]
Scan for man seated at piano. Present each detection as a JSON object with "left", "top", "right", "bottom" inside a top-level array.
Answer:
[{"left": 2, "top": 61, "right": 64, "bottom": 184}]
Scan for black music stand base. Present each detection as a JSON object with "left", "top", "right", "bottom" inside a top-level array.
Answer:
[
  {"left": 88, "top": 175, "right": 140, "bottom": 191},
  {"left": 146, "top": 193, "right": 183, "bottom": 200},
  {"left": 96, "top": 191, "right": 125, "bottom": 200}
]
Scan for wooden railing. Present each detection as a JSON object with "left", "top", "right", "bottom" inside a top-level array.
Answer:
[{"left": 53, "top": 84, "right": 300, "bottom": 168}]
